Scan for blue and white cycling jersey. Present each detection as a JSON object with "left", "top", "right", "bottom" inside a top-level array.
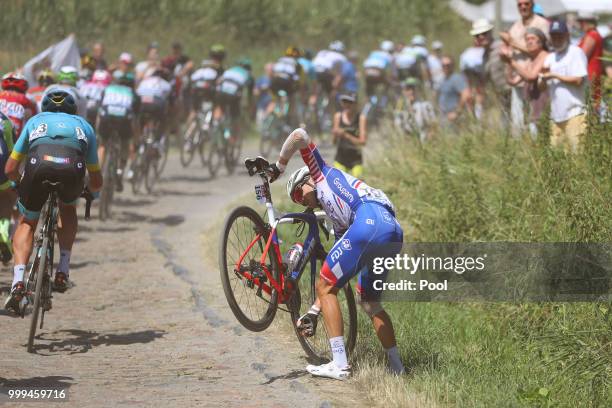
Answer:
[
  {"left": 300, "top": 141, "right": 395, "bottom": 237},
  {"left": 298, "top": 57, "right": 316, "bottom": 81},
  {"left": 218, "top": 66, "right": 250, "bottom": 96},
  {"left": 363, "top": 51, "right": 392, "bottom": 71}
]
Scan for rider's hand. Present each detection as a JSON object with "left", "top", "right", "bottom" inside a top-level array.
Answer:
[{"left": 268, "top": 163, "right": 282, "bottom": 183}]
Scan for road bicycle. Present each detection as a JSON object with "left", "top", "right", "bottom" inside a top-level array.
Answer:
[
  {"left": 19, "top": 182, "right": 93, "bottom": 353},
  {"left": 98, "top": 128, "right": 120, "bottom": 220},
  {"left": 208, "top": 109, "right": 242, "bottom": 177},
  {"left": 259, "top": 90, "right": 291, "bottom": 157},
  {"left": 180, "top": 100, "right": 212, "bottom": 168},
  {"left": 219, "top": 157, "right": 357, "bottom": 362},
  {"left": 130, "top": 113, "right": 164, "bottom": 194}
]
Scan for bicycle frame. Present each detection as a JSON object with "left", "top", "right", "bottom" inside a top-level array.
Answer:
[{"left": 235, "top": 172, "right": 327, "bottom": 304}]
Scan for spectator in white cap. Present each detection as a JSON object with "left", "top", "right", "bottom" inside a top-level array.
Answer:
[
  {"left": 540, "top": 20, "right": 588, "bottom": 153},
  {"left": 470, "top": 18, "right": 511, "bottom": 125},
  {"left": 428, "top": 41, "right": 445, "bottom": 91},
  {"left": 109, "top": 52, "right": 134, "bottom": 77},
  {"left": 499, "top": 0, "right": 549, "bottom": 137}
]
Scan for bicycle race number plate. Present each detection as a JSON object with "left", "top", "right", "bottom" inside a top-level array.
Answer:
[{"left": 255, "top": 184, "right": 267, "bottom": 204}]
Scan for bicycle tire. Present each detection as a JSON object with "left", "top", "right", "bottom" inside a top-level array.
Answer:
[
  {"left": 27, "top": 236, "right": 49, "bottom": 353},
  {"left": 155, "top": 133, "right": 169, "bottom": 175},
  {"left": 198, "top": 129, "right": 209, "bottom": 167},
  {"left": 130, "top": 145, "right": 146, "bottom": 195},
  {"left": 290, "top": 258, "right": 357, "bottom": 363},
  {"left": 207, "top": 130, "right": 223, "bottom": 178},
  {"left": 144, "top": 150, "right": 158, "bottom": 194},
  {"left": 99, "top": 139, "right": 115, "bottom": 221},
  {"left": 219, "top": 206, "right": 279, "bottom": 332},
  {"left": 180, "top": 120, "right": 198, "bottom": 167}
]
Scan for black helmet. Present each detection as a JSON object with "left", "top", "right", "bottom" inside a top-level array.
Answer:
[{"left": 41, "top": 90, "right": 77, "bottom": 114}]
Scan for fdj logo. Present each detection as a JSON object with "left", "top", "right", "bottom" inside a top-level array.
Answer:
[
  {"left": 341, "top": 239, "right": 352, "bottom": 250},
  {"left": 330, "top": 247, "right": 343, "bottom": 262}
]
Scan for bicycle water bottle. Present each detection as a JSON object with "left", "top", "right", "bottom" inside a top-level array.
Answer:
[{"left": 283, "top": 243, "right": 303, "bottom": 295}]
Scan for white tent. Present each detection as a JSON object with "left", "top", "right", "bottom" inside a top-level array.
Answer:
[{"left": 450, "top": 0, "right": 612, "bottom": 24}]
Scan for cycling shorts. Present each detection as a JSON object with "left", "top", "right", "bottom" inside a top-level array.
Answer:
[
  {"left": 320, "top": 202, "right": 403, "bottom": 301},
  {"left": 18, "top": 144, "right": 86, "bottom": 220},
  {"left": 191, "top": 86, "right": 216, "bottom": 111},
  {"left": 316, "top": 71, "right": 334, "bottom": 94},
  {"left": 270, "top": 75, "right": 295, "bottom": 96},
  {"left": 97, "top": 115, "right": 132, "bottom": 144},
  {"left": 216, "top": 92, "right": 241, "bottom": 121},
  {"left": 397, "top": 66, "right": 420, "bottom": 82}
]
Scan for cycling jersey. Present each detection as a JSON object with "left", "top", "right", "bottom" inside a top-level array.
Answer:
[
  {"left": 298, "top": 57, "right": 316, "bottom": 81},
  {"left": 0, "top": 112, "right": 15, "bottom": 190},
  {"left": 459, "top": 46, "right": 485, "bottom": 74},
  {"left": 12, "top": 112, "right": 99, "bottom": 172},
  {"left": 395, "top": 50, "right": 418, "bottom": 70},
  {"left": 191, "top": 67, "right": 219, "bottom": 87},
  {"left": 272, "top": 57, "right": 301, "bottom": 82},
  {"left": 99, "top": 84, "right": 138, "bottom": 119},
  {"left": 136, "top": 76, "right": 172, "bottom": 102},
  {"left": 300, "top": 141, "right": 394, "bottom": 236},
  {"left": 363, "top": 51, "right": 393, "bottom": 71},
  {"left": 79, "top": 81, "right": 107, "bottom": 124},
  {"left": 217, "top": 66, "right": 252, "bottom": 97},
  {"left": 313, "top": 50, "right": 347, "bottom": 74},
  {"left": 0, "top": 90, "right": 38, "bottom": 139}
]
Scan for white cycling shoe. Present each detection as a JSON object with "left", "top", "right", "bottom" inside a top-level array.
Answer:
[{"left": 306, "top": 361, "right": 351, "bottom": 381}]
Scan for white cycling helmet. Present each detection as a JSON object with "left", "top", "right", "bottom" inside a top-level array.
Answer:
[
  {"left": 329, "top": 40, "right": 345, "bottom": 53},
  {"left": 411, "top": 34, "right": 426, "bottom": 46},
  {"left": 380, "top": 40, "right": 394, "bottom": 53},
  {"left": 287, "top": 166, "right": 311, "bottom": 203}
]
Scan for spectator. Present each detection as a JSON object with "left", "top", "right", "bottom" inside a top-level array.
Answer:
[
  {"left": 332, "top": 93, "right": 367, "bottom": 177},
  {"left": 459, "top": 40, "right": 485, "bottom": 119},
  {"left": 577, "top": 11, "right": 604, "bottom": 106},
  {"left": 503, "top": 28, "right": 549, "bottom": 137},
  {"left": 394, "top": 77, "right": 436, "bottom": 142},
  {"left": 438, "top": 56, "right": 472, "bottom": 126},
  {"left": 135, "top": 42, "right": 161, "bottom": 82},
  {"left": 428, "top": 41, "right": 445, "bottom": 91},
  {"left": 470, "top": 18, "right": 512, "bottom": 125},
  {"left": 500, "top": 0, "right": 550, "bottom": 136},
  {"left": 92, "top": 42, "right": 108, "bottom": 70},
  {"left": 540, "top": 20, "right": 588, "bottom": 153},
  {"left": 162, "top": 41, "right": 194, "bottom": 79}
]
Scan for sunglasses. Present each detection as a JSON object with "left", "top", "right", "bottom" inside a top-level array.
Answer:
[{"left": 291, "top": 180, "right": 310, "bottom": 203}]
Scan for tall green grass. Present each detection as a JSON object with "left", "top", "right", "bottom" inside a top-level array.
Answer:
[{"left": 350, "top": 114, "right": 611, "bottom": 407}]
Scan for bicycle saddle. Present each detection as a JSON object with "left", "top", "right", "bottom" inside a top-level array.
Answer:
[
  {"left": 244, "top": 156, "right": 270, "bottom": 176},
  {"left": 42, "top": 180, "right": 63, "bottom": 191}
]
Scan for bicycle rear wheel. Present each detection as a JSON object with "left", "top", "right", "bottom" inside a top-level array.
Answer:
[
  {"left": 27, "top": 236, "right": 49, "bottom": 353},
  {"left": 99, "top": 137, "right": 116, "bottom": 220},
  {"left": 219, "top": 206, "right": 279, "bottom": 332},
  {"left": 155, "top": 133, "right": 169, "bottom": 176},
  {"left": 290, "top": 259, "right": 357, "bottom": 364},
  {"left": 207, "top": 131, "right": 223, "bottom": 178},
  {"left": 180, "top": 119, "right": 198, "bottom": 167}
]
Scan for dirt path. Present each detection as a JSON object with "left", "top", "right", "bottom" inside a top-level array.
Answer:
[{"left": 0, "top": 148, "right": 367, "bottom": 407}]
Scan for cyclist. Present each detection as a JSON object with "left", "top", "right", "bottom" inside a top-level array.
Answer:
[
  {"left": 396, "top": 36, "right": 431, "bottom": 86},
  {"left": 459, "top": 43, "right": 486, "bottom": 120},
  {"left": 268, "top": 46, "right": 304, "bottom": 127},
  {"left": 214, "top": 58, "right": 254, "bottom": 142},
  {"left": 186, "top": 59, "right": 220, "bottom": 127},
  {"left": 363, "top": 41, "right": 395, "bottom": 109},
  {"left": 331, "top": 93, "right": 367, "bottom": 177},
  {"left": 0, "top": 112, "right": 15, "bottom": 263},
  {"left": 79, "top": 69, "right": 112, "bottom": 126},
  {"left": 3, "top": 89, "right": 102, "bottom": 313},
  {"left": 135, "top": 67, "right": 173, "bottom": 141},
  {"left": 312, "top": 41, "right": 348, "bottom": 102},
  {"left": 209, "top": 44, "right": 227, "bottom": 76},
  {"left": 97, "top": 71, "right": 140, "bottom": 192},
  {"left": 268, "top": 128, "right": 405, "bottom": 380},
  {"left": 0, "top": 72, "right": 38, "bottom": 140},
  {"left": 26, "top": 70, "right": 56, "bottom": 111},
  {"left": 46, "top": 66, "right": 88, "bottom": 118},
  {"left": 297, "top": 50, "right": 317, "bottom": 122}
]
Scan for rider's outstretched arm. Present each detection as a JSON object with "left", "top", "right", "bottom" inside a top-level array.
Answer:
[{"left": 275, "top": 128, "right": 326, "bottom": 182}]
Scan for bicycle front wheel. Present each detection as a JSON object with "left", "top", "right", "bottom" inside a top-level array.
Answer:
[
  {"left": 219, "top": 206, "right": 279, "bottom": 332},
  {"left": 27, "top": 236, "right": 49, "bottom": 353},
  {"left": 180, "top": 120, "right": 198, "bottom": 167},
  {"left": 99, "top": 141, "right": 116, "bottom": 221},
  {"left": 290, "top": 262, "right": 357, "bottom": 364}
]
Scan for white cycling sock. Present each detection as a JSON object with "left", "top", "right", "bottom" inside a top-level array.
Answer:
[
  {"left": 386, "top": 346, "right": 405, "bottom": 375},
  {"left": 12, "top": 264, "right": 25, "bottom": 288},
  {"left": 308, "top": 304, "right": 321, "bottom": 315},
  {"left": 329, "top": 336, "right": 348, "bottom": 369},
  {"left": 58, "top": 250, "right": 71, "bottom": 276}
]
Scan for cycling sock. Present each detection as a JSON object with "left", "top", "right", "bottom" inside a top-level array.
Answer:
[
  {"left": 329, "top": 336, "right": 348, "bottom": 369},
  {"left": 12, "top": 264, "right": 25, "bottom": 288},
  {"left": 385, "top": 346, "right": 405, "bottom": 375},
  {"left": 58, "top": 250, "right": 71, "bottom": 276}
]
